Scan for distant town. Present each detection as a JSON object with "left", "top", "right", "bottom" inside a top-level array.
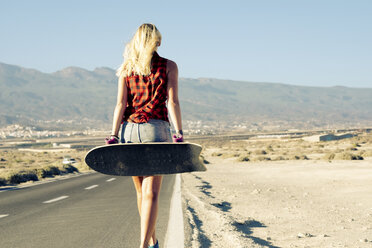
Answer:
[{"left": 1, "top": 119, "right": 371, "bottom": 140}]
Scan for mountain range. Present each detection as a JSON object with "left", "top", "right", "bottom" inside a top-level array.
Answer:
[{"left": 1, "top": 62, "right": 371, "bottom": 130}]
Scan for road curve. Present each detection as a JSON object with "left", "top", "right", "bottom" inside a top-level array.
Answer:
[{"left": 0, "top": 172, "right": 175, "bottom": 248}]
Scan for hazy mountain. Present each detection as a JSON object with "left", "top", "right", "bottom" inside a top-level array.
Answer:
[{"left": 1, "top": 62, "right": 371, "bottom": 129}]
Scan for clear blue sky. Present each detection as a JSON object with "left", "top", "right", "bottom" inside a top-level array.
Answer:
[{"left": 1, "top": 0, "right": 371, "bottom": 87}]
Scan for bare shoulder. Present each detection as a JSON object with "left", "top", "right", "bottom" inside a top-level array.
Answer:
[
  {"left": 118, "top": 73, "right": 125, "bottom": 81},
  {"left": 117, "top": 73, "right": 126, "bottom": 85},
  {"left": 166, "top": 59, "right": 178, "bottom": 74}
]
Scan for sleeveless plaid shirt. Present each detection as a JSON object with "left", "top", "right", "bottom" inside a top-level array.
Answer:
[{"left": 123, "top": 52, "right": 169, "bottom": 123}]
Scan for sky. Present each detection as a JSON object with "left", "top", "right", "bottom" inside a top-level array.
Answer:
[{"left": 1, "top": 0, "right": 371, "bottom": 88}]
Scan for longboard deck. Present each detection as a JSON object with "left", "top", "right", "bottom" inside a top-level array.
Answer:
[{"left": 84, "top": 142, "right": 206, "bottom": 176}]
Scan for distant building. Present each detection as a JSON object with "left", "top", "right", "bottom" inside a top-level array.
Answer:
[
  {"left": 320, "top": 133, "right": 354, "bottom": 141},
  {"left": 303, "top": 133, "right": 355, "bottom": 142}
]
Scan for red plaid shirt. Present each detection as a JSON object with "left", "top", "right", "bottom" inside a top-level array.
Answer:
[{"left": 123, "top": 52, "right": 169, "bottom": 123}]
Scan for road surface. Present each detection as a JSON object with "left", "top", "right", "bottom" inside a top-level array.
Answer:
[{"left": 0, "top": 172, "right": 176, "bottom": 248}]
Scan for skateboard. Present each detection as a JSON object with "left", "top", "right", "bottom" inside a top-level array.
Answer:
[{"left": 84, "top": 142, "right": 206, "bottom": 176}]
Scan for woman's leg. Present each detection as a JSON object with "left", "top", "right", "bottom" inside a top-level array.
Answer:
[
  {"left": 139, "top": 175, "right": 163, "bottom": 248},
  {"left": 132, "top": 176, "right": 158, "bottom": 246},
  {"left": 132, "top": 176, "right": 144, "bottom": 216}
]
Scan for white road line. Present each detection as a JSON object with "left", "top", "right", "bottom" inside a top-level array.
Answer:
[
  {"left": 85, "top": 184, "right": 98, "bottom": 190},
  {"left": 43, "top": 196, "right": 69, "bottom": 204},
  {"left": 106, "top": 178, "right": 116, "bottom": 182},
  {"left": 0, "top": 214, "right": 9, "bottom": 219}
]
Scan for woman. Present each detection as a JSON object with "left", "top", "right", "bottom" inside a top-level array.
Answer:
[{"left": 106, "top": 23, "right": 183, "bottom": 248}]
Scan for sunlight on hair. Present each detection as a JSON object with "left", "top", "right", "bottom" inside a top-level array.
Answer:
[{"left": 116, "top": 23, "right": 162, "bottom": 77}]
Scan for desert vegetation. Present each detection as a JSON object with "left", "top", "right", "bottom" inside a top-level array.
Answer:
[
  {"left": 1, "top": 132, "right": 371, "bottom": 186},
  {"left": 0, "top": 149, "right": 90, "bottom": 186},
  {"left": 184, "top": 133, "right": 372, "bottom": 248},
  {"left": 199, "top": 132, "right": 372, "bottom": 163}
]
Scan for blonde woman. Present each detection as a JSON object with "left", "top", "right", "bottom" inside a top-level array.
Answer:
[{"left": 106, "top": 23, "right": 183, "bottom": 248}]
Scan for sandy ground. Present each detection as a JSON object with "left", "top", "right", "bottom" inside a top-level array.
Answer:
[{"left": 182, "top": 152, "right": 372, "bottom": 248}]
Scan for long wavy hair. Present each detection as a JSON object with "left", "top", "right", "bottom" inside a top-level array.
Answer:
[{"left": 116, "top": 23, "right": 162, "bottom": 77}]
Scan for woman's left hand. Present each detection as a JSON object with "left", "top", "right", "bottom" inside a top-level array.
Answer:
[{"left": 105, "top": 135, "right": 119, "bottom": 144}]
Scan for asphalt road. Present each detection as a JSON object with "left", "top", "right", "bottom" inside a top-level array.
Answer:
[{"left": 0, "top": 173, "right": 176, "bottom": 248}]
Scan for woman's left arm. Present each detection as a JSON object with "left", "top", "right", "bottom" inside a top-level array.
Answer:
[{"left": 110, "top": 75, "right": 128, "bottom": 137}]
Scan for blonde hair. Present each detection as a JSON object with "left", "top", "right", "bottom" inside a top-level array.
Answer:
[{"left": 116, "top": 23, "right": 162, "bottom": 77}]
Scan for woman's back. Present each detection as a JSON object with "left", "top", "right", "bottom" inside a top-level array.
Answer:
[{"left": 124, "top": 52, "right": 169, "bottom": 123}]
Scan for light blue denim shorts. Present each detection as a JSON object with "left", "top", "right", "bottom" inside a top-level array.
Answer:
[{"left": 121, "top": 119, "right": 172, "bottom": 143}]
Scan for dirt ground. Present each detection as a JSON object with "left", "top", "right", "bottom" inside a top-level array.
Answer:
[{"left": 182, "top": 141, "right": 372, "bottom": 248}]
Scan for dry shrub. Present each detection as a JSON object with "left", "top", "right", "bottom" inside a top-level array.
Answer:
[
  {"left": 361, "top": 150, "right": 372, "bottom": 157},
  {"left": 255, "top": 150, "right": 267, "bottom": 155},
  {"left": 266, "top": 145, "right": 274, "bottom": 152},
  {"left": 0, "top": 177, "right": 6, "bottom": 186},
  {"left": 3, "top": 164, "right": 81, "bottom": 186},
  {"left": 36, "top": 166, "right": 61, "bottom": 178},
  {"left": 335, "top": 152, "right": 363, "bottom": 160},
  {"left": 74, "top": 162, "right": 91, "bottom": 172},
  {"left": 46, "top": 166, "right": 61, "bottom": 175},
  {"left": 7, "top": 171, "right": 38, "bottom": 184},
  {"left": 199, "top": 155, "right": 210, "bottom": 164},
  {"left": 292, "top": 155, "right": 309, "bottom": 160},
  {"left": 211, "top": 152, "right": 223, "bottom": 157},
  {"left": 324, "top": 153, "right": 336, "bottom": 160},
  {"left": 253, "top": 156, "right": 271, "bottom": 161},
  {"left": 336, "top": 152, "right": 352, "bottom": 160},
  {"left": 237, "top": 156, "right": 249, "bottom": 162},
  {"left": 221, "top": 153, "right": 241, "bottom": 159},
  {"left": 62, "top": 164, "right": 79, "bottom": 173},
  {"left": 271, "top": 156, "right": 287, "bottom": 161}
]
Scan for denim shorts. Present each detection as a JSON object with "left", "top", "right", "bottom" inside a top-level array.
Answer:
[{"left": 121, "top": 119, "right": 172, "bottom": 143}]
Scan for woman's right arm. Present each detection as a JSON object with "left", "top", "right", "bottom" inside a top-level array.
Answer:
[{"left": 110, "top": 75, "right": 128, "bottom": 137}]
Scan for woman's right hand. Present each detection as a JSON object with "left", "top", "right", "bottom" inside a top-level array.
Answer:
[
  {"left": 172, "top": 134, "right": 183, "bottom": 143},
  {"left": 172, "top": 131, "right": 183, "bottom": 142}
]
